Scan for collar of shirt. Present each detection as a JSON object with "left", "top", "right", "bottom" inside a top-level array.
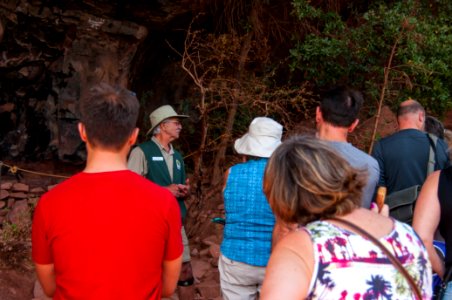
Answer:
[{"left": 152, "top": 136, "right": 174, "bottom": 155}]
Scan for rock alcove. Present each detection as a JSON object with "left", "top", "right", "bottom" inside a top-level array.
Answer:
[{"left": 0, "top": 0, "right": 199, "bottom": 163}]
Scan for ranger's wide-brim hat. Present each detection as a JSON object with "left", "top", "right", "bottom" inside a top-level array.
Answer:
[
  {"left": 234, "top": 117, "right": 283, "bottom": 158},
  {"left": 147, "top": 105, "right": 189, "bottom": 135}
]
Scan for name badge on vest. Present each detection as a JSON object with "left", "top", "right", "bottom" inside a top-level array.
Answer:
[
  {"left": 176, "top": 159, "right": 181, "bottom": 170},
  {"left": 152, "top": 156, "right": 164, "bottom": 161}
]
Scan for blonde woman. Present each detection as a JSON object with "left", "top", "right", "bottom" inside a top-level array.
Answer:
[{"left": 261, "top": 136, "right": 432, "bottom": 299}]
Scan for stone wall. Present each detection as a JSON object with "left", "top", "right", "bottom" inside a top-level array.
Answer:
[
  {"left": 0, "top": 0, "right": 195, "bottom": 162},
  {"left": 0, "top": 181, "right": 47, "bottom": 227}
]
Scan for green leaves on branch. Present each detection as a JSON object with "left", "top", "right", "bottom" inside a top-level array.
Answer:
[{"left": 290, "top": 0, "right": 452, "bottom": 116}]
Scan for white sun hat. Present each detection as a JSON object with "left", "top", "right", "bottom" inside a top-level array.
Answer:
[{"left": 234, "top": 117, "right": 283, "bottom": 158}]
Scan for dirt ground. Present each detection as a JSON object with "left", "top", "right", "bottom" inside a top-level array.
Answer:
[
  {"left": 0, "top": 267, "right": 35, "bottom": 299},
  {"left": 0, "top": 162, "right": 81, "bottom": 300}
]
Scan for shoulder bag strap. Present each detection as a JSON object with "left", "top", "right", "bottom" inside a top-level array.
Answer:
[
  {"left": 427, "top": 133, "right": 438, "bottom": 175},
  {"left": 329, "top": 217, "right": 423, "bottom": 300},
  {"left": 440, "top": 266, "right": 452, "bottom": 291}
]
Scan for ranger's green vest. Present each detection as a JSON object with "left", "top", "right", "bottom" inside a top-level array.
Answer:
[{"left": 139, "top": 141, "right": 187, "bottom": 220}]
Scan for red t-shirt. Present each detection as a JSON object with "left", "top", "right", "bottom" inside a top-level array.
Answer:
[{"left": 32, "top": 170, "right": 183, "bottom": 299}]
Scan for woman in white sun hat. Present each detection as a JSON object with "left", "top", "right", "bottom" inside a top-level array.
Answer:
[{"left": 219, "top": 117, "right": 283, "bottom": 300}]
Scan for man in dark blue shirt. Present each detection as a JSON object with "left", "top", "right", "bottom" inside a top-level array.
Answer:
[{"left": 372, "top": 99, "right": 450, "bottom": 194}]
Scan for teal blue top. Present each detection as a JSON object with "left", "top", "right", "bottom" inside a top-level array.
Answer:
[{"left": 221, "top": 158, "right": 275, "bottom": 267}]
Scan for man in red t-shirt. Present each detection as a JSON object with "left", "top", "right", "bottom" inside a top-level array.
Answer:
[{"left": 32, "top": 83, "right": 183, "bottom": 299}]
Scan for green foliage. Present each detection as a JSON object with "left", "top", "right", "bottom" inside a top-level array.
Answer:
[{"left": 290, "top": 0, "right": 452, "bottom": 116}]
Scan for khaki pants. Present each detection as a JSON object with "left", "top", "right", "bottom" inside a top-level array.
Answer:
[
  {"left": 219, "top": 254, "right": 266, "bottom": 300},
  {"left": 181, "top": 226, "right": 190, "bottom": 262}
]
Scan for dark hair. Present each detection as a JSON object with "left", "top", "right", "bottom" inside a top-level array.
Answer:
[
  {"left": 396, "top": 100, "right": 424, "bottom": 118},
  {"left": 425, "top": 115, "right": 444, "bottom": 139},
  {"left": 263, "top": 135, "right": 366, "bottom": 225},
  {"left": 320, "top": 86, "right": 363, "bottom": 127},
  {"left": 79, "top": 82, "right": 139, "bottom": 150}
]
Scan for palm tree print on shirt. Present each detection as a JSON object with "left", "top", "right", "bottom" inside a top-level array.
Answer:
[
  {"left": 365, "top": 275, "right": 392, "bottom": 299},
  {"left": 303, "top": 220, "right": 432, "bottom": 299}
]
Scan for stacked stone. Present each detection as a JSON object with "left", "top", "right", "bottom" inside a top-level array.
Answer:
[{"left": 0, "top": 181, "right": 49, "bottom": 226}]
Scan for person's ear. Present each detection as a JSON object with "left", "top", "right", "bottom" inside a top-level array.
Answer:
[
  {"left": 348, "top": 119, "right": 360, "bottom": 133},
  {"left": 315, "top": 107, "right": 322, "bottom": 123},
  {"left": 419, "top": 111, "right": 425, "bottom": 123},
  {"left": 418, "top": 111, "right": 426, "bottom": 130},
  {"left": 129, "top": 128, "right": 139, "bottom": 145},
  {"left": 78, "top": 123, "right": 88, "bottom": 142}
]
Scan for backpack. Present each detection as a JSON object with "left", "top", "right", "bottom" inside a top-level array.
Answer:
[{"left": 385, "top": 133, "right": 438, "bottom": 225}]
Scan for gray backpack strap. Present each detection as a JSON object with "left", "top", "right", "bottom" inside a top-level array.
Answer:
[{"left": 427, "top": 133, "right": 438, "bottom": 175}]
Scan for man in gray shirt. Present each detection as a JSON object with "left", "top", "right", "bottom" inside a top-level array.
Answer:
[
  {"left": 316, "top": 86, "right": 379, "bottom": 208},
  {"left": 272, "top": 86, "right": 380, "bottom": 247}
]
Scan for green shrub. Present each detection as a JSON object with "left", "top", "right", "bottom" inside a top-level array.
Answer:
[{"left": 290, "top": 0, "right": 452, "bottom": 116}]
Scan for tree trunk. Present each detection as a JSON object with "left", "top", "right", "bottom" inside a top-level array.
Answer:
[
  {"left": 209, "top": 29, "right": 254, "bottom": 188},
  {"left": 368, "top": 34, "right": 401, "bottom": 154}
]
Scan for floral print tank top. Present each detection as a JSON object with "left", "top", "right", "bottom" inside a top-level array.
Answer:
[{"left": 304, "top": 220, "right": 432, "bottom": 299}]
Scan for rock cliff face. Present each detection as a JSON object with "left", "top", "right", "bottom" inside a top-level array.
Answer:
[{"left": 0, "top": 0, "right": 196, "bottom": 161}]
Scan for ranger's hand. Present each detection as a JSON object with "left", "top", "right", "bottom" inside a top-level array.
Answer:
[
  {"left": 176, "top": 183, "right": 190, "bottom": 197},
  {"left": 166, "top": 184, "right": 181, "bottom": 197},
  {"left": 166, "top": 183, "right": 189, "bottom": 198}
]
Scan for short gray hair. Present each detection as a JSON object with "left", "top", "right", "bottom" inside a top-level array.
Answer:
[
  {"left": 152, "top": 125, "right": 161, "bottom": 135},
  {"left": 397, "top": 100, "right": 425, "bottom": 117}
]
